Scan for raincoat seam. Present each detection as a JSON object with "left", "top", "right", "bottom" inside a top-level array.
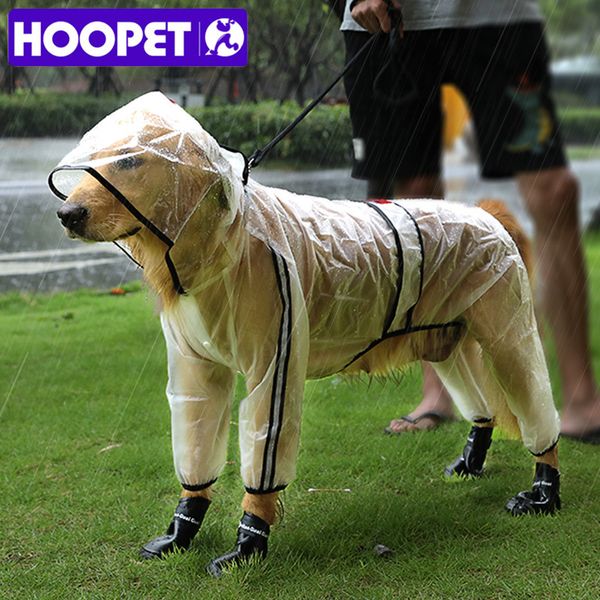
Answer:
[
  {"left": 340, "top": 320, "right": 464, "bottom": 372},
  {"left": 393, "top": 203, "right": 425, "bottom": 329},
  {"left": 366, "top": 202, "right": 404, "bottom": 337}
]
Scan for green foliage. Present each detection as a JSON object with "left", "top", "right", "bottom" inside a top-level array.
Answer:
[
  {"left": 3, "top": 90, "right": 600, "bottom": 162},
  {"left": 0, "top": 94, "right": 353, "bottom": 166},
  {"left": 540, "top": 0, "right": 600, "bottom": 55},
  {"left": 558, "top": 106, "right": 600, "bottom": 145},
  {"left": 189, "top": 102, "right": 352, "bottom": 166},
  {"left": 0, "top": 91, "right": 132, "bottom": 137}
]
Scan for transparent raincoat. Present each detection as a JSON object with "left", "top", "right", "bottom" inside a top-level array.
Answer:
[{"left": 49, "top": 92, "right": 559, "bottom": 494}]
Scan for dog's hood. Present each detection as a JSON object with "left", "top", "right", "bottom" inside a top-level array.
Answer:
[{"left": 48, "top": 91, "right": 246, "bottom": 293}]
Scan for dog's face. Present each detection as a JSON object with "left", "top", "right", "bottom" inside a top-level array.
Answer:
[
  {"left": 56, "top": 146, "right": 172, "bottom": 243},
  {"left": 55, "top": 124, "right": 221, "bottom": 244}
]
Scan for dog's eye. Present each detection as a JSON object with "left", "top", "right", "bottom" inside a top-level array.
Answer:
[{"left": 116, "top": 155, "right": 143, "bottom": 170}]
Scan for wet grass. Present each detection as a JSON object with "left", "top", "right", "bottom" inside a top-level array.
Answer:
[{"left": 1, "top": 239, "right": 599, "bottom": 599}]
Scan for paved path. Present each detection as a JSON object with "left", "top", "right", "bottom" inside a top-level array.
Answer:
[{"left": 1, "top": 138, "right": 599, "bottom": 293}]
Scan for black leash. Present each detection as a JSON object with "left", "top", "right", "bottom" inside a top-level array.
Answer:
[
  {"left": 244, "top": 1, "right": 411, "bottom": 182},
  {"left": 246, "top": 33, "right": 377, "bottom": 175}
]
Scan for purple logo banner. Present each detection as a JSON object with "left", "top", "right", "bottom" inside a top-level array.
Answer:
[{"left": 8, "top": 8, "right": 248, "bottom": 67}]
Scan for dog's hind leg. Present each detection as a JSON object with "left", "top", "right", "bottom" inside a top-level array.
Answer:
[
  {"left": 463, "top": 264, "right": 561, "bottom": 514},
  {"left": 430, "top": 335, "right": 497, "bottom": 478}
]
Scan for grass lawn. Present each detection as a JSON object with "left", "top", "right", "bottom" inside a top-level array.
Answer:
[{"left": 1, "top": 238, "right": 600, "bottom": 600}]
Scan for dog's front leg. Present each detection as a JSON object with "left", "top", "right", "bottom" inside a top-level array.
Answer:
[
  {"left": 140, "top": 487, "right": 213, "bottom": 559},
  {"left": 141, "top": 318, "right": 236, "bottom": 559},
  {"left": 206, "top": 492, "right": 278, "bottom": 578},
  {"left": 206, "top": 348, "right": 305, "bottom": 578},
  {"left": 207, "top": 268, "right": 310, "bottom": 576}
]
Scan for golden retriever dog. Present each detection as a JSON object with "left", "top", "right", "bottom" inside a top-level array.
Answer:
[{"left": 50, "top": 93, "right": 560, "bottom": 577}]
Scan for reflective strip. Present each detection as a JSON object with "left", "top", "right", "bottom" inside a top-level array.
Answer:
[{"left": 259, "top": 250, "right": 293, "bottom": 491}]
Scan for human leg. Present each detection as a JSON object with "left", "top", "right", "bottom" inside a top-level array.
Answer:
[
  {"left": 343, "top": 29, "right": 457, "bottom": 432},
  {"left": 450, "top": 21, "right": 600, "bottom": 441},
  {"left": 518, "top": 168, "right": 600, "bottom": 439},
  {"left": 377, "top": 176, "right": 457, "bottom": 433}
]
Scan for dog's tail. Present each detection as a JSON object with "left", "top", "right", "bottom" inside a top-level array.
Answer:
[
  {"left": 476, "top": 198, "right": 534, "bottom": 440},
  {"left": 477, "top": 198, "right": 533, "bottom": 277}
]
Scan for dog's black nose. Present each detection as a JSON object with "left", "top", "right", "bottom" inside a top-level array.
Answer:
[{"left": 57, "top": 204, "right": 88, "bottom": 233}]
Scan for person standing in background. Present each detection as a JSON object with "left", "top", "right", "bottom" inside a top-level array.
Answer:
[{"left": 340, "top": 0, "right": 600, "bottom": 443}]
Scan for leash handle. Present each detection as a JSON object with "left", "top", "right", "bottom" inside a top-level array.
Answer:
[
  {"left": 384, "top": 0, "right": 404, "bottom": 40},
  {"left": 349, "top": 0, "right": 403, "bottom": 37},
  {"left": 373, "top": 0, "right": 418, "bottom": 107}
]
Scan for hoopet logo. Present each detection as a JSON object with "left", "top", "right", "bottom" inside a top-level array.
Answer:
[
  {"left": 205, "top": 18, "right": 245, "bottom": 58},
  {"left": 8, "top": 8, "right": 248, "bottom": 67}
]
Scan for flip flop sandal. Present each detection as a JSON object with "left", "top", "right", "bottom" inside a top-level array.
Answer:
[
  {"left": 560, "top": 427, "right": 600, "bottom": 445},
  {"left": 384, "top": 410, "right": 455, "bottom": 435}
]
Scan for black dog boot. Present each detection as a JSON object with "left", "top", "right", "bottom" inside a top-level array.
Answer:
[
  {"left": 506, "top": 462, "right": 561, "bottom": 516},
  {"left": 140, "top": 496, "right": 211, "bottom": 559},
  {"left": 206, "top": 512, "right": 270, "bottom": 578},
  {"left": 445, "top": 425, "right": 493, "bottom": 478}
]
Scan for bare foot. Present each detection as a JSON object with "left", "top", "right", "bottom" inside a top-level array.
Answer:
[{"left": 560, "top": 392, "right": 600, "bottom": 441}]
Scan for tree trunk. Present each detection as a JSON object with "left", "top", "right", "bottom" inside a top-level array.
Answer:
[
  {"left": 2, "top": 64, "right": 16, "bottom": 94},
  {"left": 88, "top": 67, "right": 122, "bottom": 97},
  {"left": 204, "top": 70, "right": 224, "bottom": 106}
]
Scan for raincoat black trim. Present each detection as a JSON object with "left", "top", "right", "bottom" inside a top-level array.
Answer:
[
  {"left": 48, "top": 165, "right": 186, "bottom": 295},
  {"left": 394, "top": 203, "right": 425, "bottom": 330},
  {"left": 258, "top": 249, "right": 293, "bottom": 493},
  {"left": 340, "top": 201, "right": 433, "bottom": 372},
  {"left": 181, "top": 478, "right": 218, "bottom": 492},
  {"left": 245, "top": 483, "right": 288, "bottom": 495},
  {"left": 367, "top": 201, "right": 404, "bottom": 336},
  {"left": 530, "top": 436, "right": 560, "bottom": 457},
  {"left": 340, "top": 321, "right": 464, "bottom": 372}
]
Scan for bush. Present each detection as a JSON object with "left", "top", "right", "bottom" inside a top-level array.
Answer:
[
  {"left": 2, "top": 92, "right": 598, "bottom": 165},
  {"left": 0, "top": 93, "right": 353, "bottom": 167},
  {"left": 557, "top": 107, "right": 600, "bottom": 145},
  {"left": 0, "top": 92, "right": 130, "bottom": 138},
  {"left": 189, "top": 102, "right": 352, "bottom": 166}
]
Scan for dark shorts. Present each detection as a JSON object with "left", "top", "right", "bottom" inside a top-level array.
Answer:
[{"left": 343, "top": 23, "right": 567, "bottom": 181}]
